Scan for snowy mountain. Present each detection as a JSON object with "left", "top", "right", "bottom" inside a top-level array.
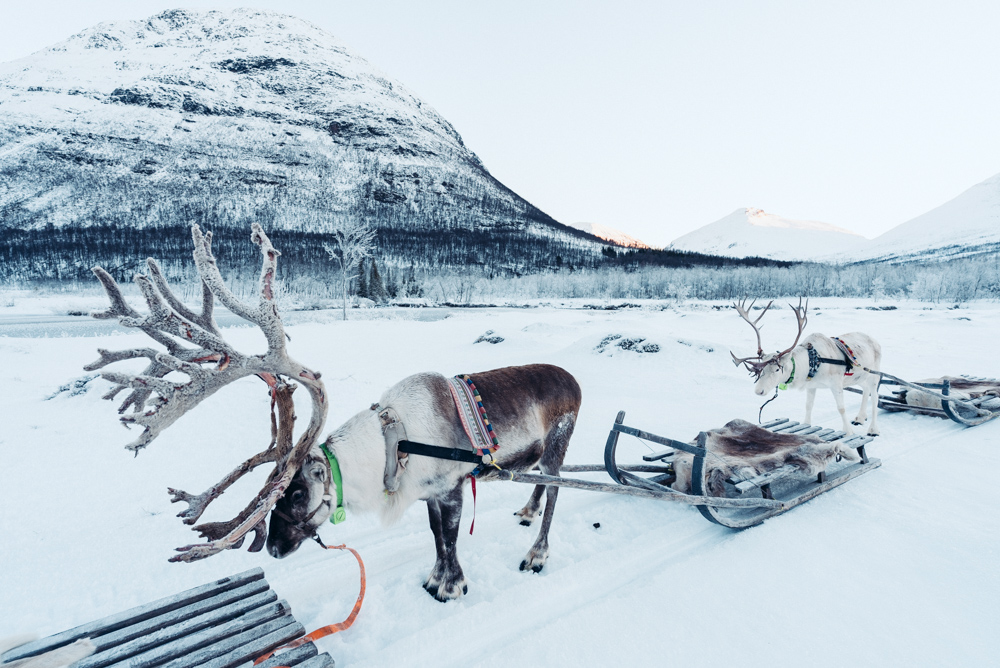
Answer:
[
  {"left": 570, "top": 222, "right": 651, "bottom": 249},
  {"left": 844, "top": 172, "right": 1000, "bottom": 263},
  {"left": 0, "top": 9, "right": 604, "bottom": 281},
  {"left": 668, "top": 208, "right": 868, "bottom": 262}
]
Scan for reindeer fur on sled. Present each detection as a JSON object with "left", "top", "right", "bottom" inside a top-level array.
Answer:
[
  {"left": 266, "top": 364, "right": 582, "bottom": 602},
  {"left": 670, "top": 420, "right": 860, "bottom": 496},
  {"left": 898, "top": 377, "right": 1000, "bottom": 410}
]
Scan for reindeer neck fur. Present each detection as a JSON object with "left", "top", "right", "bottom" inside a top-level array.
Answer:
[{"left": 320, "top": 408, "right": 406, "bottom": 523}]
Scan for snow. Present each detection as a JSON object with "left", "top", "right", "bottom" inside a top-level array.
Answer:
[
  {"left": 844, "top": 171, "right": 1000, "bottom": 263},
  {"left": 669, "top": 208, "right": 869, "bottom": 262},
  {"left": 2, "top": 299, "right": 999, "bottom": 667}
]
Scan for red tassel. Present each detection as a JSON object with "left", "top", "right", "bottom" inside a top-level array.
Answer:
[{"left": 469, "top": 475, "right": 476, "bottom": 535}]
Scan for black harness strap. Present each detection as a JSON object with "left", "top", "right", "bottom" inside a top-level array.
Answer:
[
  {"left": 398, "top": 440, "right": 481, "bottom": 463},
  {"left": 806, "top": 343, "right": 852, "bottom": 378}
]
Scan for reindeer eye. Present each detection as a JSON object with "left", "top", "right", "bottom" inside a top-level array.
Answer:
[{"left": 291, "top": 489, "right": 305, "bottom": 504}]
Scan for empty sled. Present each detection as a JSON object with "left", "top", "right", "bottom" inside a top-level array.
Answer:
[{"left": 0, "top": 568, "right": 334, "bottom": 668}]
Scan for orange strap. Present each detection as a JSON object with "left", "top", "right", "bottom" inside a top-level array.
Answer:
[{"left": 253, "top": 543, "right": 366, "bottom": 666}]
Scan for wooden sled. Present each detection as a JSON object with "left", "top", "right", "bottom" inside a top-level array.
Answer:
[
  {"left": 498, "top": 413, "right": 880, "bottom": 530},
  {"left": 0, "top": 568, "right": 334, "bottom": 668},
  {"left": 846, "top": 374, "right": 1000, "bottom": 427}
]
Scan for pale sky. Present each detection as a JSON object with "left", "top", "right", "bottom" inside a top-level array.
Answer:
[{"left": 3, "top": 1, "right": 1000, "bottom": 247}]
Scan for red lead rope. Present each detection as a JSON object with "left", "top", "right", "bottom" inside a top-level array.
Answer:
[{"left": 253, "top": 543, "right": 366, "bottom": 666}]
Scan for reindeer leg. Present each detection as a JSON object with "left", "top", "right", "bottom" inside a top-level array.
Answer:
[
  {"left": 832, "top": 386, "right": 853, "bottom": 435},
  {"left": 521, "top": 483, "right": 558, "bottom": 573},
  {"left": 804, "top": 388, "right": 816, "bottom": 425},
  {"left": 866, "top": 377, "right": 881, "bottom": 436},
  {"left": 423, "top": 498, "right": 446, "bottom": 597},
  {"left": 853, "top": 380, "right": 870, "bottom": 426},
  {"left": 423, "top": 481, "right": 468, "bottom": 602},
  {"left": 514, "top": 485, "right": 545, "bottom": 526},
  {"left": 521, "top": 416, "right": 574, "bottom": 573}
]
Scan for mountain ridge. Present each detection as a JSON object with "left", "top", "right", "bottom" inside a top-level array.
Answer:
[
  {"left": 668, "top": 207, "right": 869, "bottom": 262},
  {"left": 0, "top": 8, "right": 611, "bottom": 281}
]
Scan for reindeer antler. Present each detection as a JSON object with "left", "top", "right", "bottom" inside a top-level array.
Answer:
[
  {"left": 776, "top": 297, "right": 809, "bottom": 358},
  {"left": 86, "top": 224, "right": 328, "bottom": 562},
  {"left": 730, "top": 297, "right": 774, "bottom": 371}
]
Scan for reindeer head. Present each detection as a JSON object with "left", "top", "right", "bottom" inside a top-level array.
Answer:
[
  {"left": 267, "top": 448, "right": 335, "bottom": 558},
  {"left": 730, "top": 297, "right": 809, "bottom": 395}
]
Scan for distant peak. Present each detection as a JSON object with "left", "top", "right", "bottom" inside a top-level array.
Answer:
[
  {"left": 571, "top": 222, "right": 651, "bottom": 249},
  {"left": 740, "top": 208, "right": 863, "bottom": 237}
]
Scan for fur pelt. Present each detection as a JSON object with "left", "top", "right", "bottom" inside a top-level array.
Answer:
[
  {"left": 671, "top": 419, "right": 859, "bottom": 496},
  {"left": 0, "top": 637, "right": 94, "bottom": 668},
  {"left": 899, "top": 377, "right": 1000, "bottom": 410}
]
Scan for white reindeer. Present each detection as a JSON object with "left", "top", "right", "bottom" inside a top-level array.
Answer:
[
  {"left": 86, "top": 224, "right": 580, "bottom": 602},
  {"left": 730, "top": 299, "right": 882, "bottom": 436}
]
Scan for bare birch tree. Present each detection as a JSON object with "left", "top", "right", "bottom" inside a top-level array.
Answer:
[{"left": 323, "top": 218, "right": 376, "bottom": 320}]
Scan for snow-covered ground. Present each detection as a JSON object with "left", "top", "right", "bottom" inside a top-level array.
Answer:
[{"left": 2, "top": 299, "right": 998, "bottom": 667}]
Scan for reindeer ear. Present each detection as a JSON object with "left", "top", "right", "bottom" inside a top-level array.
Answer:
[{"left": 308, "top": 461, "right": 328, "bottom": 482}]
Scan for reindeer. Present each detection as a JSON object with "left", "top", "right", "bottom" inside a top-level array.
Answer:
[
  {"left": 87, "top": 224, "right": 580, "bottom": 601},
  {"left": 266, "top": 364, "right": 581, "bottom": 601},
  {"left": 730, "top": 298, "right": 882, "bottom": 436}
]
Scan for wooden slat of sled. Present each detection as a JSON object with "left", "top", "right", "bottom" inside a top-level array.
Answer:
[
  {"left": 0, "top": 569, "right": 336, "bottom": 668},
  {"left": 76, "top": 591, "right": 279, "bottom": 668},
  {"left": 296, "top": 655, "right": 337, "bottom": 668},
  {"left": 1, "top": 569, "right": 266, "bottom": 663},
  {"left": 254, "top": 644, "right": 319, "bottom": 668}
]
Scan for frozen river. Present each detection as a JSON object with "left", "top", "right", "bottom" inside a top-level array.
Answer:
[{"left": 0, "top": 307, "right": 453, "bottom": 338}]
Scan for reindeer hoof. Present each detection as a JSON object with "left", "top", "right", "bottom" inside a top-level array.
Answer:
[
  {"left": 520, "top": 546, "right": 549, "bottom": 573},
  {"left": 851, "top": 420, "right": 863, "bottom": 426},
  {"left": 514, "top": 508, "right": 540, "bottom": 526},
  {"left": 424, "top": 574, "right": 467, "bottom": 601}
]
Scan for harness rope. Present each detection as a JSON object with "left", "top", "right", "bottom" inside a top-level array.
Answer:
[{"left": 252, "top": 541, "right": 366, "bottom": 667}]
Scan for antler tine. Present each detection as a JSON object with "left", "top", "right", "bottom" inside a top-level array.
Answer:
[
  {"left": 777, "top": 297, "right": 809, "bottom": 357},
  {"left": 191, "top": 224, "right": 286, "bottom": 355},
  {"left": 730, "top": 351, "right": 760, "bottom": 367},
  {"left": 147, "top": 258, "right": 220, "bottom": 337},
  {"left": 732, "top": 297, "right": 774, "bottom": 357},
  {"left": 91, "top": 267, "right": 183, "bottom": 354}
]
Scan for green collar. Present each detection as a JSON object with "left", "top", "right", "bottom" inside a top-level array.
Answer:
[
  {"left": 320, "top": 443, "right": 347, "bottom": 525},
  {"left": 778, "top": 357, "right": 796, "bottom": 391}
]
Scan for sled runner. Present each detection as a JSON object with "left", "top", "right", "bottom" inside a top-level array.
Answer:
[
  {"left": 845, "top": 374, "right": 1000, "bottom": 427},
  {"left": 0, "top": 568, "right": 335, "bottom": 668},
  {"left": 496, "top": 413, "right": 880, "bottom": 530}
]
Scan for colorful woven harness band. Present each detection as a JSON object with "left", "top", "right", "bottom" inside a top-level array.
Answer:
[
  {"left": 832, "top": 337, "right": 857, "bottom": 375},
  {"left": 448, "top": 374, "right": 499, "bottom": 457}
]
